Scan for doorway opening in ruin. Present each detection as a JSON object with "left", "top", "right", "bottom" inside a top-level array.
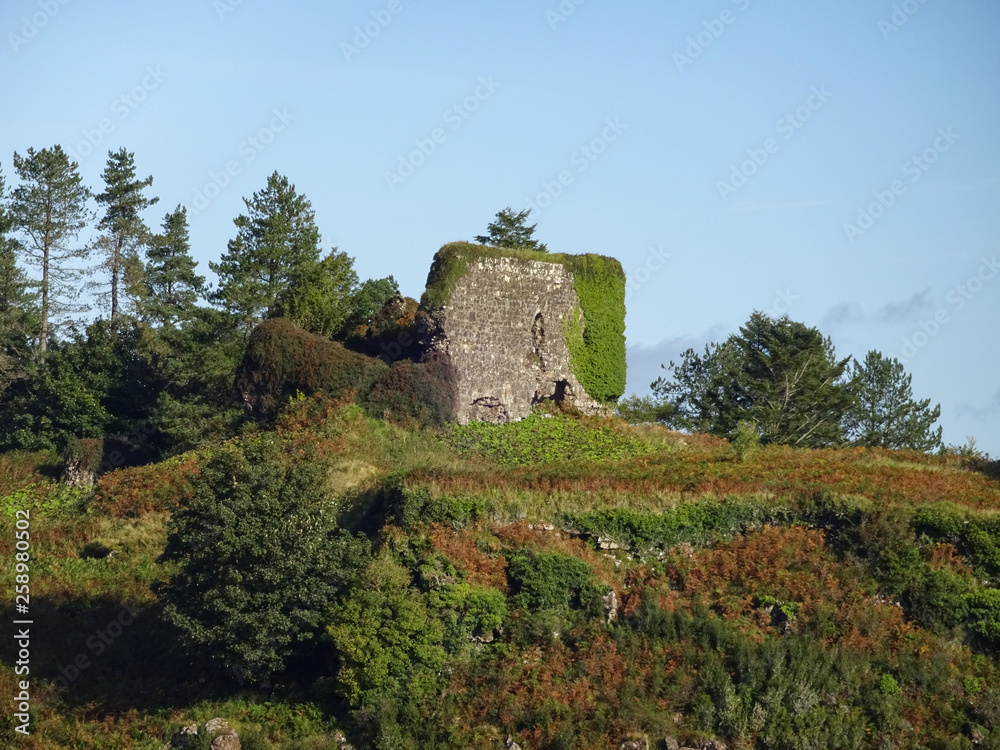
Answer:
[{"left": 530, "top": 312, "right": 545, "bottom": 368}]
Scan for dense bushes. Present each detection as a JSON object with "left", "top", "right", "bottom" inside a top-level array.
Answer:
[
  {"left": 564, "top": 499, "right": 794, "bottom": 550},
  {"left": 360, "top": 352, "right": 456, "bottom": 427},
  {"left": 236, "top": 318, "right": 388, "bottom": 420},
  {"left": 154, "top": 436, "right": 370, "bottom": 682},
  {"left": 237, "top": 318, "right": 457, "bottom": 427}
]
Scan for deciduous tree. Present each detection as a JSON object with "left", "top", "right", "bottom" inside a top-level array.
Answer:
[{"left": 155, "top": 436, "right": 370, "bottom": 683}]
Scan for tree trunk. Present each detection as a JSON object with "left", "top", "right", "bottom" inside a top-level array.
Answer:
[{"left": 39, "top": 244, "right": 49, "bottom": 353}]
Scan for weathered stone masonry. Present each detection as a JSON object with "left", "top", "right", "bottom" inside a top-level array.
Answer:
[{"left": 422, "top": 254, "right": 608, "bottom": 424}]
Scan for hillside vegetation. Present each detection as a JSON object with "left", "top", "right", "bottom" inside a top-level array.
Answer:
[{"left": 3, "top": 399, "right": 1000, "bottom": 750}]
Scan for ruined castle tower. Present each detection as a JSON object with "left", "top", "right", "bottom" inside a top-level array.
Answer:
[{"left": 419, "top": 243, "right": 626, "bottom": 424}]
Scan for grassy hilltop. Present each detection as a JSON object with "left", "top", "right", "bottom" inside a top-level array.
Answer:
[{"left": 2, "top": 399, "right": 1000, "bottom": 749}]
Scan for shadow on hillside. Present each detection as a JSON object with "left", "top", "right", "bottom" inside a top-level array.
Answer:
[
  {"left": 967, "top": 455, "right": 1000, "bottom": 483},
  {"left": 2, "top": 595, "right": 239, "bottom": 713}
]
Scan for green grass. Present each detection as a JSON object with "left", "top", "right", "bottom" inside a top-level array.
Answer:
[{"left": 447, "top": 412, "right": 654, "bottom": 466}]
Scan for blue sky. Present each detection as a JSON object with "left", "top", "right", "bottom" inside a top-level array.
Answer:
[{"left": 2, "top": 0, "right": 998, "bottom": 453}]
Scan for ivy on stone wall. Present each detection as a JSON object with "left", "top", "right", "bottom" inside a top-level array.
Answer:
[{"left": 421, "top": 242, "right": 626, "bottom": 405}]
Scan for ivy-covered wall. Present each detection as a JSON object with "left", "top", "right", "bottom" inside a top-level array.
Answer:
[{"left": 420, "top": 242, "right": 625, "bottom": 420}]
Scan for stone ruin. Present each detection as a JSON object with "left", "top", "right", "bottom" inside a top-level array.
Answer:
[{"left": 419, "top": 245, "right": 625, "bottom": 424}]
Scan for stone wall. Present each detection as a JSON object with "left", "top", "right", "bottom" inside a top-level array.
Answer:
[{"left": 421, "top": 253, "right": 610, "bottom": 424}]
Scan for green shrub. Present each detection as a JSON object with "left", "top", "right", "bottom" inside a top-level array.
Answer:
[
  {"left": 154, "top": 436, "right": 371, "bottom": 682},
  {"left": 326, "top": 553, "right": 447, "bottom": 708},
  {"left": 730, "top": 420, "right": 760, "bottom": 463},
  {"left": 507, "top": 550, "right": 601, "bottom": 614},
  {"left": 235, "top": 318, "right": 388, "bottom": 420},
  {"left": 360, "top": 352, "right": 457, "bottom": 428},
  {"left": 564, "top": 498, "right": 793, "bottom": 550},
  {"left": 395, "top": 484, "right": 485, "bottom": 528},
  {"left": 965, "top": 590, "right": 1000, "bottom": 646},
  {"left": 428, "top": 583, "right": 508, "bottom": 652}
]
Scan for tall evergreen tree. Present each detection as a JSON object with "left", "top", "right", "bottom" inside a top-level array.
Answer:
[
  {"left": 724, "top": 312, "right": 853, "bottom": 447},
  {"left": 843, "top": 350, "right": 942, "bottom": 451},
  {"left": 93, "top": 148, "right": 158, "bottom": 324},
  {"left": 475, "top": 207, "right": 548, "bottom": 252},
  {"left": 0, "top": 168, "right": 38, "bottom": 393},
  {"left": 651, "top": 312, "right": 853, "bottom": 447},
  {"left": 10, "top": 145, "right": 93, "bottom": 353},
  {"left": 209, "top": 172, "right": 321, "bottom": 334},
  {"left": 144, "top": 204, "right": 204, "bottom": 326}
]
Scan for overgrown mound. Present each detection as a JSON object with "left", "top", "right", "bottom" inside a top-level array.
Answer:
[
  {"left": 361, "top": 351, "right": 457, "bottom": 427},
  {"left": 236, "top": 318, "right": 456, "bottom": 427},
  {"left": 235, "top": 318, "right": 389, "bottom": 420}
]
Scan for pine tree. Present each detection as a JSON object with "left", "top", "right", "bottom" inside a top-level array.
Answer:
[
  {"left": 651, "top": 312, "right": 854, "bottom": 447},
  {"left": 475, "top": 207, "right": 548, "bottom": 252},
  {"left": 0, "top": 168, "right": 38, "bottom": 392},
  {"left": 724, "top": 312, "right": 853, "bottom": 447},
  {"left": 843, "top": 350, "right": 942, "bottom": 451},
  {"left": 10, "top": 146, "right": 92, "bottom": 353},
  {"left": 144, "top": 205, "right": 204, "bottom": 326},
  {"left": 209, "top": 172, "right": 321, "bottom": 334},
  {"left": 93, "top": 148, "right": 159, "bottom": 324}
]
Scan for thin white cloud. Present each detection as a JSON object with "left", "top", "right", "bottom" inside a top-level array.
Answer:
[{"left": 729, "top": 198, "right": 840, "bottom": 213}]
